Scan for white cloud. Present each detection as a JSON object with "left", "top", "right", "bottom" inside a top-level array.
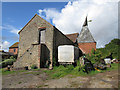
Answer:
[
  {"left": 0, "top": 41, "right": 10, "bottom": 51},
  {"left": 38, "top": 8, "right": 60, "bottom": 22},
  {"left": 1, "top": 25, "right": 19, "bottom": 51},
  {"left": 38, "top": 0, "right": 118, "bottom": 48},
  {"left": 10, "top": 29, "right": 19, "bottom": 35},
  {"left": 2, "top": 24, "right": 20, "bottom": 35}
]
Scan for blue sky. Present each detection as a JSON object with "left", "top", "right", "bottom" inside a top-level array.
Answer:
[
  {"left": 2, "top": 2, "right": 67, "bottom": 51},
  {"left": 1, "top": 0, "right": 118, "bottom": 51}
]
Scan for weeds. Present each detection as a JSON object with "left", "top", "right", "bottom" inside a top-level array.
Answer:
[
  {"left": 42, "top": 63, "right": 118, "bottom": 79},
  {"left": 18, "top": 82, "right": 22, "bottom": 84},
  {"left": 1, "top": 68, "right": 26, "bottom": 75},
  {"left": 30, "top": 65, "right": 38, "bottom": 69},
  {"left": 2, "top": 62, "right": 118, "bottom": 80}
]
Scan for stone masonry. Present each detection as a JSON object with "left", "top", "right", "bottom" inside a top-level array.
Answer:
[
  {"left": 13, "top": 14, "right": 75, "bottom": 69},
  {"left": 13, "top": 14, "right": 96, "bottom": 69}
]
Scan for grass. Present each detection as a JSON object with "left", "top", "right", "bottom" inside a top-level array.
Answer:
[
  {"left": 1, "top": 68, "right": 41, "bottom": 75},
  {"left": 42, "top": 65, "right": 74, "bottom": 79},
  {"left": 42, "top": 65, "right": 101, "bottom": 79},
  {"left": 23, "top": 71, "right": 42, "bottom": 75},
  {"left": 1, "top": 69, "right": 27, "bottom": 75},
  {"left": 106, "top": 63, "right": 118, "bottom": 71},
  {"left": 1, "top": 63, "right": 119, "bottom": 79},
  {"left": 42, "top": 63, "right": 119, "bottom": 79},
  {"left": 42, "top": 65, "right": 88, "bottom": 79}
]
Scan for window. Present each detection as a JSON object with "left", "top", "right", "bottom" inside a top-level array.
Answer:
[
  {"left": 39, "top": 29, "right": 46, "bottom": 44},
  {"left": 14, "top": 49, "right": 16, "bottom": 52}
]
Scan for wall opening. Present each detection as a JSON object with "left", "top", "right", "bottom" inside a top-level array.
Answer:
[
  {"left": 14, "top": 48, "right": 16, "bottom": 52},
  {"left": 39, "top": 28, "right": 46, "bottom": 44}
]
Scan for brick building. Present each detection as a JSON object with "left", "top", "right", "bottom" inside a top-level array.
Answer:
[{"left": 13, "top": 14, "right": 96, "bottom": 69}]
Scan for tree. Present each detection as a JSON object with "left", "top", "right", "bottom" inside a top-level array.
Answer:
[{"left": 86, "top": 38, "right": 120, "bottom": 64}]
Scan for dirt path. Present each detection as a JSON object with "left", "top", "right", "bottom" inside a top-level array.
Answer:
[
  {"left": 2, "top": 70, "right": 118, "bottom": 88},
  {"left": 82, "top": 70, "right": 118, "bottom": 88}
]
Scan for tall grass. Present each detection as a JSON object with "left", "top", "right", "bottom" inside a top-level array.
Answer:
[
  {"left": 43, "top": 63, "right": 119, "bottom": 79},
  {"left": 43, "top": 63, "right": 89, "bottom": 79},
  {"left": 2, "top": 61, "right": 118, "bottom": 78}
]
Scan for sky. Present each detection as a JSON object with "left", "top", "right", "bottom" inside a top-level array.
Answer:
[{"left": 0, "top": 0, "right": 119, "bottom": 51}]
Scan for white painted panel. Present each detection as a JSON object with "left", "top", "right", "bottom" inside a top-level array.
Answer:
[{"left": 58, "top": 45, "right": 74, "bottom": 62}]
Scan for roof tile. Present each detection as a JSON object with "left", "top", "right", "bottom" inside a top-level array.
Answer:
[
  {"left": 65, "top": 33, "right": 79, "bottom": 43},
  {"left": 9, "top": 42, "right": 19, "bottom": 48}
]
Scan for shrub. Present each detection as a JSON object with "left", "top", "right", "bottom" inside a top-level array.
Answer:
[
  {"left": 31, "top": 65, "right": 37, "bottom": 69},
  {"left": 0, "top": 56, "right": 16, "bottom": 68}
]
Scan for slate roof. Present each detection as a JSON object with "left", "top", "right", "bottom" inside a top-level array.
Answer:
[
  {"left": 9, "top": 42, "right": 19, "bottom": 48},
  {"left": 65, "top": 33, "right": 79, "bottom": 43},
  {"left": 77, "top": 17, "right": 96, "bottom": 43}
]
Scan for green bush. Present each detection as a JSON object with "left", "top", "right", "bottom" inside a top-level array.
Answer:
[
  {"left": 0, "top": 56, "right": 16, "bottom": 68},
  {"left": 86, "top": 38, "right": 120, "bottom": 65},
  {"left": 31, "top": 65, "right": 38, "bottom": 69}
]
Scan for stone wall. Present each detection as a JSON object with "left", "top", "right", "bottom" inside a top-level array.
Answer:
[
  {"left": 14, "top": 14, "right": 54, "bottom": 69},
  {"left": 14, "top": 45, "right": 40, "bottom": 69}
]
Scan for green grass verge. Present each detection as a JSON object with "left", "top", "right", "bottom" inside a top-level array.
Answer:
[
  {"left": 42, "top": 63, "right": 119, "bottom": 79},
  {"left": 106, "top": 63, "right": 118, "bottom": 71},
  {"left": 1, "top": 63, "right": 118, "bottom": 79},
  {"left": 1, "top": 69, "right": 27, "bottom": 75},
  {"left": 1, "top": 68, "right": 41, "bottom": 75}
]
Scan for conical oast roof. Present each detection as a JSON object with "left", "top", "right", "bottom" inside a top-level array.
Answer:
[{"left": 77, "top": 16, "right": 96, "bottom": 43}]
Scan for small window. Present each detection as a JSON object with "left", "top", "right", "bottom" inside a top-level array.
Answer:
[
  {"left": 39, "top": 29, "right": 46, "bottom": 44},
  {"left": 14, "top": 49, "right": 16, "bottom": 52}
]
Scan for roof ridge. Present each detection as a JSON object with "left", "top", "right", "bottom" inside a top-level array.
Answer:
[
  {"left": 18, "top": 14, "right": 38, "bottom": 34},
  {"left": 9, "top": 42, "right": 19, "bottom": 48},
  {"left": 18, "top": 14, "right": 54, "bottom": 34},
  {"left": 65, "top": 33, "right": 79, "bottom": 35},
  {"left": 65, "top": 33, "right": 79, "bottom": 43}
]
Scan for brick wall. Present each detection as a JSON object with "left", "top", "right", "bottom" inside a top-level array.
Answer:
[
  {"left": 9, "top": 48, "right": 18, "bottom": 55},
  {"left": 78, "top": 42, "right": 96, "bottom": 54}
]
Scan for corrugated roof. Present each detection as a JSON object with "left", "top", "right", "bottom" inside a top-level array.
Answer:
[
  {"left": 65, "top": 33, "right": 79, "bottom": 43},
  {"left": 9, "top": 42, "right": 19, "bottom": 48}
]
